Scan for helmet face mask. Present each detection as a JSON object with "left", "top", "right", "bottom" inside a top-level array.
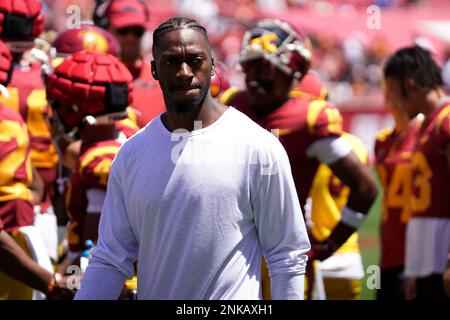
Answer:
[
  {"left": 240, "top": 19, "right": 312, "bottom": 80},
  {"left": 0, "top": 0, "right": 45, "bottom": 53},
  {"left": 2, "top": 13, "right": 35, "bottom": 40}
]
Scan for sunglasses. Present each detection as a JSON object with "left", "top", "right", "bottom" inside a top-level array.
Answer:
[{"left": 116, "top": 26, "right": 145, "bottom": 37}]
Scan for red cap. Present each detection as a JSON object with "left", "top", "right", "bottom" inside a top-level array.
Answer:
[{"left": 108, "top": 0, "right": 148, "bottom": 29}]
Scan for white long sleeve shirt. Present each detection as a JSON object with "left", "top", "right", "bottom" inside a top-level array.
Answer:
[{"left": 75, "top": 107, "right": 310, "bottom": 300}]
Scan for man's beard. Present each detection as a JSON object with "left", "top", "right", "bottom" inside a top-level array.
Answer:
[
  {"left": 172, "top": 98, "right": 203, "bottom": 113},
  {"left": 166, "top": 83, "right": 210, "bottom": 114}
]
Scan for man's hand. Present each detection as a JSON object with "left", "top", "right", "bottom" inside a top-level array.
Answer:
[
  {"left": 45, "top": 273, "right": 76, "bottom": 300},
  {"left": 308, "top": 234, "right": 336, "bottom": 262},
  {"left": 46, "top": 285, "right": 75, "bottom": 300}
]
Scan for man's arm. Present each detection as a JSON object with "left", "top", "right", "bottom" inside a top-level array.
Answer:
[
  {"left": 326, "top": 152, "right": 378, "bottom": 248},
  {"left": 307, "top": 137, "right": 378, "bottom": 259},
  {"left": 30, "top": 166, "right": 45, "bottom": 204},
  {"left": 75, "top": 155, "right": 138, "bottom": 300},
  {"left": 0, "top": 228, "right": 52, "bottom": 292},
  {"left": 252, "top": 140, "right": 311, "bottom": 300},
  {"left": 0, "top": 229, "right": 73, "bottom": 299}
]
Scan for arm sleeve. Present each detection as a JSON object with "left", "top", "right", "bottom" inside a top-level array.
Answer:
[
  {"left": 251, "top": 140, "right": 311, "bottom": 300},
  {"left": 75, "top": 154, "right": 139, "bottom": 300},
  {"left": 74, "top": 256, "right": 127, "bottom": 300},
  {"left": 271, "top": 273, "right": 305, "bottom": 300},
  {"left": 306, "top": 136, "right": 352, "bottom": 165}
]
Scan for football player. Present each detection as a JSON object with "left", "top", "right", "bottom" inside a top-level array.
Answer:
[
  {"left": 51, "top": 24, "right": 140, "bottom": 170},
  {"left": 0, "top": 217, "right": 73, "bottom": 299},
  {"left": 375, "top": 79, "right": 421, "bottom": 300},
  {"left": 0, "top": 38, "right": 58, "bottom": 300},
  {"left": 220, "top": 19, "right": 378, "bottom": 284},
  {"left": 256, "top": 68, "right": 366, "bottom": 300},
  {"left": 0, "top": 0, "right": 59, "bottom": 262},
  {"left": 306, "top": 132, "right": 368, "bottom": 300},
  {"left": 0, "top": 38, "right": 36, "bottom": 299},
  {"left": 46, "top": 51, "right": 133, "bottom": 277},
  {"left": 383, "top": 45, "right": 450, "bottom": 300}
]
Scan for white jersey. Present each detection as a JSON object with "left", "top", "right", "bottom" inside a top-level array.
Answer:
[
  {"left": 75, "top": 107, "right": 310, "bottom": 300},
  {"left": 405, "top": 217, "right": 450, "bottom": 277}
]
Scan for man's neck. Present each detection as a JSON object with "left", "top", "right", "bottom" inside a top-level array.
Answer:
[{"left": 162, "top": 96, "right": 228, "bottom": 132}]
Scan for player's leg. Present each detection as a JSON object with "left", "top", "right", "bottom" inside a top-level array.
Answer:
[
  {"left": 377, "top": 266, "right": 404, "bottom": 300},
  {"left": 415, "top": 274, "right": 448, "bottom": 300}
]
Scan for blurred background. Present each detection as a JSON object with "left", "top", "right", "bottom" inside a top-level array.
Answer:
[
  {"left": 41, "top": 0, "right": 450, "bottom": 299},
  {"left": 42, "top": 0, "right": 450, "bottom": 155}
]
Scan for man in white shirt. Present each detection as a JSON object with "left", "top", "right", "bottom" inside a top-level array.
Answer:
[{"left": 75, "top": 17, "right": 310, "bottom": 300}]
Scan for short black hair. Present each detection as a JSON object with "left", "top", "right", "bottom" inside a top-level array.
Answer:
[
  {"left": 384, "top": 45, "right": 443, "bottom": 96},
  {"left": 152, "top": 17, "right": 208, "bottom": 50}
]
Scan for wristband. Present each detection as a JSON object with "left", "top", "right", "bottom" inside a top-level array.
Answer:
[
  {"left": 341, "top": 206, "right": 366, "bottom": 230},
  {"left": 46, "top": 272, "right": 63, "bottom": 296}
]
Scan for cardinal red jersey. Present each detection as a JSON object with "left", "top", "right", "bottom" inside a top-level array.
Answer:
[
  {"left": 375, "top": 120, "right": 421, "bottom": 268},
  {"left": 0, "top": 104, "right": 33, "bottom": 201},
  {"left": 290, "top": 72, "right": 328, "bottom": 101},
  {"left": 0, "top": 63, "right": 59, "bottom": 211},
  {"left": 221, "top": 89, "right": 343, "bottom": 209},
  {"left": 131, "top": 60, "right": 165, "bottom": 128},
  {"left": 410, "top": 101, "right": 450, "bottom": 219},
  {"left": 0, "top": 104, "right": 34, "bottom": 233},
  {"left": 66, "top": 140, "right": 121, "bottom": 252}
]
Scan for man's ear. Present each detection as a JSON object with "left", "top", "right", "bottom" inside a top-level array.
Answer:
[
  {"left": 151, "top": 61, "right": 158, "bottom": 80},
  {"left": 211, "top": 57, "right": 215, "bottom": 76}
]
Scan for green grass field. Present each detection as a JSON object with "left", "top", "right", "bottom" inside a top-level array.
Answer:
[{"left": 358, "top": 188, "right": 382, "bottom": 300}]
